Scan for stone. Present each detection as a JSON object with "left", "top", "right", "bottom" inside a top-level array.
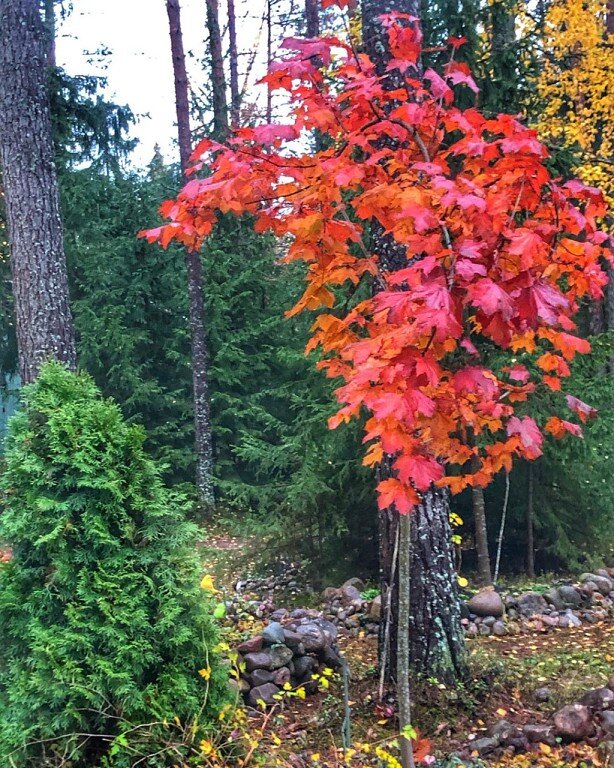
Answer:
[
  {"left": 293, "top": 655, "right": 317, "bottom": 680},
  {"left": 250, "top": 668, "right": 275, "bottom": 687},
  {"left": 369, "top": 595, "right": 382, "bottom": 621},
  {"left": 313, "top": 618, "right": 338, "bottom": 642},
  {"left": 592, "top": 575, "right": 614, "bottom": 595},
  {"left": 491, "top": 719, "right": 521, "bottom": 745},
  {"left": 558, "top": 610, "right": 582, "bottom": 628},
  {"left": 493, "top": 620, "right": 508, "bottom": 636},
  {"left": 543, "top": 615, "right": 560, "bottom": 627},
  {"left": 580, "top": 687, "right": 614, "bottom": 711},
  {"left": 466, "top": 623, "right": 478, "bottom": 638},
  {"left": 523, "top": 724, "right": 556, "bottom": 745},
  {"left": 544, "top": 587, "right": 565, "bottom": 611},
  {"left": 248, "top": 682, "right": 280, "bottom": 708},
  {"left": 583, "top": 581, "right": 599, "bottom": 595},
  {"left": 517, "top": 592, "right": 549, "bottom": 617},
  {"left": 478, "top": 624, "right": 492, "bottom": 636},
  {"left": 609, "top": 675, "right": 614, "bottom": 692},
  {"left": 467, "top": 590, "right": 504, "bottom": 618},
  {"left": 340, "top": 584, "right": 362, "bottom": 604},
  {"left": 342, "top": 577, "right": 365, "bottom": 592},
  {"left": 601, "top": 711, "right": 614, "bottom": 736},
  {"left": 295, "top": 623, "right": 327, "bottom": 652},
  {"left": 273, "top": 666, "right": 291, "bottom": 686},
  {"left": 483, "top": 616, "right": 497, "bottom": 628},
  {"left": 472, "top": 737, "right": 500, "bottom": 755},
  {"left": 270, "top": 609, "right": 289, "bottom": 622},
  {"left": 283, "top": 629, "right": 305, "bottom": 652},
  {"left": 262, "top": 622, "right": 286, "bottom": 646},
  {"left": 557, "top": 585, "right": 582, "bottom": 608},
  {"left": 268, "top": 644, "right": 294, "bottom": 670},
  {"left": 244, "top": 651, "right": 274, "bottom": 672},
  {"left": 534, "top": 686, "right": 552, "bottom": 703},
  {"left": 322, "top": 587, "right": 340, "bottom": 601},
  {"left": 553, "top": 704, "right": 593, "bottom": 741},
  {"left": 321, "top": 644, "right": 343, "bottom": 670},
  {"left": 237, "top": 635, "right": 263, "bottom": 654}
]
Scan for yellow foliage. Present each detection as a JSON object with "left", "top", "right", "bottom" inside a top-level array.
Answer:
[{"left": 536, "top": 0, "right": 614, "bottom": 207}]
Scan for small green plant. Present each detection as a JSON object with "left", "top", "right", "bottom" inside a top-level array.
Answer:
[
  {"left": 0, "top": 363, "right": 228, "bottom": 767},
  {"left": 361, "top": 586, "right": 380, "bottom": 601}
]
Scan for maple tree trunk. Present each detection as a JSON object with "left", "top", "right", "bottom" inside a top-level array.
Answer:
[
  {"left": 227, "top": 0, "right": 240, "bottom": 126},
  {"left": 0, "top": 0, "right": 76, "bottom": 383},
  {"left": 166, "top": 0, "right": 215, "bottom": 507},
  {"left": 206, "top": 0, "right": 229, "bottom": 139},
  {"left": 526, "top": 462, "right": 535, "bottom": 579},
  {"left": 363, "top": 0, "right": 466, "bottom": 686},
  {"left": 472, "top": 486, "right": 492, "bottom": 585}
]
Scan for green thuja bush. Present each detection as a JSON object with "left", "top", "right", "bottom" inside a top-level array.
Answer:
[{"left": 0, "top": 363, "right": 228, "bottom": 767}]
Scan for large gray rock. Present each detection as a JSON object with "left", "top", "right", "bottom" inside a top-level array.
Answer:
[
  {"left": 342, "top": 577, "right": 365, "bottom": 592},
  {"left": 544, "top": 587, "right": 565, "bottom": 611},
  {"left": 248, "top": 682, "right": 280, "bottom": 708},
  {"left": 369, "top": 594, "right": 382, "bottom": 621},
  {"left": 262, "top": 621, "right": 286, "bottom": 646},
  {"left": 244, "top": 651, "right": 274, "bottom": 672},
  {"left": 601, "top": 711, "right": 614, "bottom": 736},
  {"left": 557, "top": 585, "right": 582, "bottom": 608},
  {"left": 237, "top": 635, "right": 263, "bottom": 654},
  {"left": 580, "top": 687, "right": 614, "bottom": 711},
  {"left": 293, "top": 654, "right": 318, "bottom": 680},
  {"left": 268, "top": 644, "right": 294, "bottom": 669},
  {"left": 313, "top": 617, "right": 338, "bottom": 642},
  {"left": 467, "top": 590, "right": 504, "bottom": 618},
  {"left": 472, "top": 737, "right": 500, "bottom": 755},
  {"left": 250, "top": 668, "right": 275, "bottom": 687},
  {"left": 282, "top": 629, "right": 305, "bottom": 652},
  {"left": 558, "top": 610, "right": 582, "bottom": 628},
  {"left": 517, "top": 591, "right": 548, "bottom": 617},
  {"left": 273, "top": 666, "right": 291, "bottom": 687},
  {"left": 340, "top": 584, "right": 362, "bottom": 604},
  {"left": 295, "top": 623, "right": 327, "bottom": 652},
  {"left": 523, "top": 724, "right": 556, "bottom": 745},
  {"left": 581, "top": 573, "right": 613, "bottom": 595},
  {"left": 553, "top": 704, "right": 593, "bottom": 741}
]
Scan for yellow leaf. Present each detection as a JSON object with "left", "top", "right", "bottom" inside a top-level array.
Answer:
[
  {"left": 198, "top": 667, "right": 212, "bottom": 680},
  {"left": 458, "top": 576, "right": 469, "bottom": 588},
  {"left": 539, "top": 743, "right": 552, "bottom": 755},
  {"left": 496, "top": 708, "right": 507, "bottom": 717},
  {"left": 200, "top": 574, "right": 215, "bottom": 592},
  {"left": 311, "top": 754, "right": 320, "bottom": 762}
]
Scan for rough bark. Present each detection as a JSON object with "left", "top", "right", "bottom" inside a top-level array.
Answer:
[
  {"left": 165, "top": 0, "right": 215, "bottom": 506},
  {"left": 362, "top": 0, "right": 467, "bottom": 686},
  {"left": 526, "top": 462, "right": 535, "bottom": 578},
  {"left": 305, "top": 0, "right": 319, "bottom": 37},
  {"left": 43, "top": 0, "right": 56, "bottom": 67},
  {"left": 472, "top": 486, "right": 492, "bottom": 585},
  {"left": 0, "top": 0, "right": 76, "bottom": 383},
  {"left": 205, "top": 0, "right": 229, "bottom": 139},
  {"left": 266, "top": 0, "right": 273, "bottom": 122},
  {"left": 227, "top": 0, "right": 240, "bottom": 126}
]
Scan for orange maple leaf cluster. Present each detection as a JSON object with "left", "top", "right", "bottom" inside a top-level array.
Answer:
[{"left": 143, "top": 19, "right": 610, "bottom": 515}]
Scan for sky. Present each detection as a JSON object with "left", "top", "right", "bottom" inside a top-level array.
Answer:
[{"left": 56, "top": 0, "right": 269, "bottom": 169}]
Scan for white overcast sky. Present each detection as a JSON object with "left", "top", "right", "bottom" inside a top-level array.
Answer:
[{"left": 56, "top": 0, "right": 270, "bottom": 168}]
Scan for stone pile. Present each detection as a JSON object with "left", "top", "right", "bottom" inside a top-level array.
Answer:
[
  {"left": 470, "top": 676, "right": 614, "bottom": 757},
  {"left": 320, "top": 569, "right": 614, "bottom": 639},
  {"left": 232, "top": 616, "right": 344, "bottom": 708}
]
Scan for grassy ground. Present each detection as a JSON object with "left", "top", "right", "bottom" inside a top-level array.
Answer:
[{"left": 200, "top": 528, "right": 613, "bottom": 767}]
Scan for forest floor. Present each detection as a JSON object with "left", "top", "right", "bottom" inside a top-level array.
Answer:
[{"left": 200, "top": 524, "right": 614, "bottom": 768}]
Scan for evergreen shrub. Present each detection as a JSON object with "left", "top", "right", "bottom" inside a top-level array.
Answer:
[{"left": 0, "top": 363, "right": 227, "bottom": 767}]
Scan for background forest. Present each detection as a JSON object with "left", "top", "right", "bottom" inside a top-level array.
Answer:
[{"left": 0, "top": 0, "right": 612, "bottom": 588}]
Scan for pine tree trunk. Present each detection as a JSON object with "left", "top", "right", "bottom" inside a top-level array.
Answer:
[
  {"left": 305, "top": 0, "right": 319, "bottom": 37},
  {"left": 362, "top": 0, "right": 466, "bottom": 686},
  {"left": 526, "top": 462, "right": 535, "bottom": 578},
  {"left": 165, "top": 0, "right": 215, "bottom": 506},
  {"left": 472, "top": 486, "right": 492, "bottom": 585},
  {"left": 227, "top": 0, "right": 240, "bottom": 126},
  {"left": 205, "top": 0, "right": 229, "bottom": 139},
  {"left": 0, "top": 0, "right": 76, "bottom": 383},
  {"left": 43, "top": 0, "right": 56, "bottom": 67}
]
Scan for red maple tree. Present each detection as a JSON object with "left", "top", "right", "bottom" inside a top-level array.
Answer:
[{"left": 143, "top": 15, "right": 610, "bottom": 516}]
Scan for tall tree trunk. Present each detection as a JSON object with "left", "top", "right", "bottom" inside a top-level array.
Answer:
[
  {"left": 266, "top": 0, "right": 273, "bottom": 122},
  {"left": 43, "top": 0, "right": 56, "bottom": 67},
  {"left": 472, "top": 486, "right": 492, "bottom": 585},
  {"left": 0, "top": 0, "right": 76, "bottom": 383},
  {"left": 397, "top": 512, "right": 415, "bottom": 768},
  {"left": 526, "top": 462, "right": 535, "bottom": 578},
  {"left": 205, "top": 0, "right": 229, "bottom": 139},
  {"left": 165, "top": 0, "right": 215, "bottom": 506},
  {"left": 227, "top": 0, "right": 240, "bottom": 126},
  {"left": 362, "top": 0, "right": 467, "bottom": 686},
  {"left": 305, "top": 0, "right": 319, "bottom": 37}
]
